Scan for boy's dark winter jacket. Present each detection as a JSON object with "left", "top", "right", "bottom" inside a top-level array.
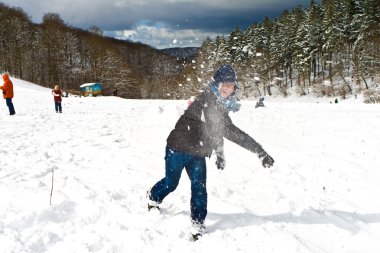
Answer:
[{"left": 167, "top": 87, "right": 266, "bottom": 158}]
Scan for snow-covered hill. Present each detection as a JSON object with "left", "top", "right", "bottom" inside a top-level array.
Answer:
[{"left": 1, "top": 77, "right": 380, "bottom": 253}]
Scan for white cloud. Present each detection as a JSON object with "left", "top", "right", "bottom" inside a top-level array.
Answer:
[
  {"left": 105, "top": 22, "right": 227, "bottom": 49},
  {"left": 4, "top": 0, "right": 315, "bottom": 48}
]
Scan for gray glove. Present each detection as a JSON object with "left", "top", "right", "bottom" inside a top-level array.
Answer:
[
  {"left": 216, "top": 152, "right": 226, "bottom": 170},
  {"left": 258, "top": 150, "right": 275, "bottom": 168},
  {"left": 262, "top": 154, "right": 274, "bottom": 168}
]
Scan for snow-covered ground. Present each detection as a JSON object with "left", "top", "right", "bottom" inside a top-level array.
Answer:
[{"left": 1, "top": 77, "right": 380, "bottom": 253}]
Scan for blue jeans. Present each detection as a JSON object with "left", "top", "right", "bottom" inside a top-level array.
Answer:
[
  {"left": 150, "top": 146, "right": 207, "bottom": 224},
  {"left": 55, "top": 102, "right": 62, "bottom": 112},
  {"left": 5, "top": 98, "right": 15, "bottom": 115}
]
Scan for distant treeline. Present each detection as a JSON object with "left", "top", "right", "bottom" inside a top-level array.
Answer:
[
  {"left": 0, "top": 2, "right": 189, "bottom": 99},
  {"left": 1, "top": 1, "right": 379, "bottom": 101},
  {"left": 186, "top": 0, "right": 380, "bottom": 101}
]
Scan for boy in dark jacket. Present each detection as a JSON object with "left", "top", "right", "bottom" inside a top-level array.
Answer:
[{"left": 147, "top": 65, "right": 274, "bottom": 240}]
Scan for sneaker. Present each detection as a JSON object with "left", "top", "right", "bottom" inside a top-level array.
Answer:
[
  {"left": 147, "top": 199, "right": 160, "bottom": 211},
  {"left": 146, "top": 190, "right": 160, "bottom": 211},
  {"left": 190, "top": 221, "right": 205, "bottom": 241}
]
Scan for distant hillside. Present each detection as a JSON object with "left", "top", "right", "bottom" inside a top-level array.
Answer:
[
  {"left": 0, "top": 3, "right": 188, "bottom": 99},
  {"left": 160, "top": 47, "right": 199, "bottom": 60}
]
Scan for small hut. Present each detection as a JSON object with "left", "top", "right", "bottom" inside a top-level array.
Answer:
[{"left": 80, "top": 83, "right": 102, "bottom": 97}]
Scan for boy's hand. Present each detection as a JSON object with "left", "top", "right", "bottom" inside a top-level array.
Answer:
[
  {"left": 262, "top": 154, "right": 274, "bottom": 168},
  {"left": 216, "top": 153, "right": 225, "bottom": 170},
  {"left": 258, "top": 150, "right": 275, "bottom": 168}
]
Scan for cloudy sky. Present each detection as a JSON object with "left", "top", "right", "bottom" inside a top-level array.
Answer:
[{"left": 4, "top": 0, "right": 315, "bottom": 49}]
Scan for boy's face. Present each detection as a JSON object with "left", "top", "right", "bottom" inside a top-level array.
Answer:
[{"left": 218, "top": 82, "right": 235, "bottom": 98}]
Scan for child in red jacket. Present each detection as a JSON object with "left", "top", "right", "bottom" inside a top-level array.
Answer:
[
  {"left": 0, "top": 73, "right": 16, "bottom": 115},
  {"left": 52, "top": 85, "right": 62, "bottom": 113}
]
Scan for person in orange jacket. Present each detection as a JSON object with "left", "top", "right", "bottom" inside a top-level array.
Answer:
[{"left": 0, "top": 73, "right": 16, "bottom": 115}]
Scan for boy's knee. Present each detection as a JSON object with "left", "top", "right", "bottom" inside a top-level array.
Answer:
[
  {"left": 165, "top": 181, "right": 179, "bottom": 192},
  {"left": 192, "top": 180, "right": 206, "bottom": 191}
]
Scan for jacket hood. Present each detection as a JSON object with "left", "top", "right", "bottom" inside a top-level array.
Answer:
[{"left": 2, "top": 73, "right": 9, "bottom": 80}]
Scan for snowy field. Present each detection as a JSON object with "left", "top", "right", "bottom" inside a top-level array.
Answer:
[{"left": 1, "top": 77, "right": 380, "bottom": 253}]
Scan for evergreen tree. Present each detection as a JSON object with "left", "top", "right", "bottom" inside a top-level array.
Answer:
[{"left": 228, "top": 28, "right": 245, "bottom": 63}]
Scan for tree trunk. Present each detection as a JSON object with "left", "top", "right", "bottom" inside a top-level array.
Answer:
[{"left": 339, "top": 73, "right": 352, "bottom": 94}]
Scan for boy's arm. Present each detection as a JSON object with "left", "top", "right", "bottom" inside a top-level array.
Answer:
[{"left": 223, "top": 115, "right": 274, "bottom": 168}]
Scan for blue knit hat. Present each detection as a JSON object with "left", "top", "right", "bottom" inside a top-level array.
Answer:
[{"left": 212, "top": 64, "right": 239, "bottom": 89}]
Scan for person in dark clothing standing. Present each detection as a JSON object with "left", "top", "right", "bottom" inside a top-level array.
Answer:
[
  {"left": 0, "top": 73, "right": 16, "bottom": 115},
  {"left": 147, "top": 65, "right": 275, "bottom": 240},
  {"left": 52, "top": 85, "right": 63, "bottom": 113}
]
